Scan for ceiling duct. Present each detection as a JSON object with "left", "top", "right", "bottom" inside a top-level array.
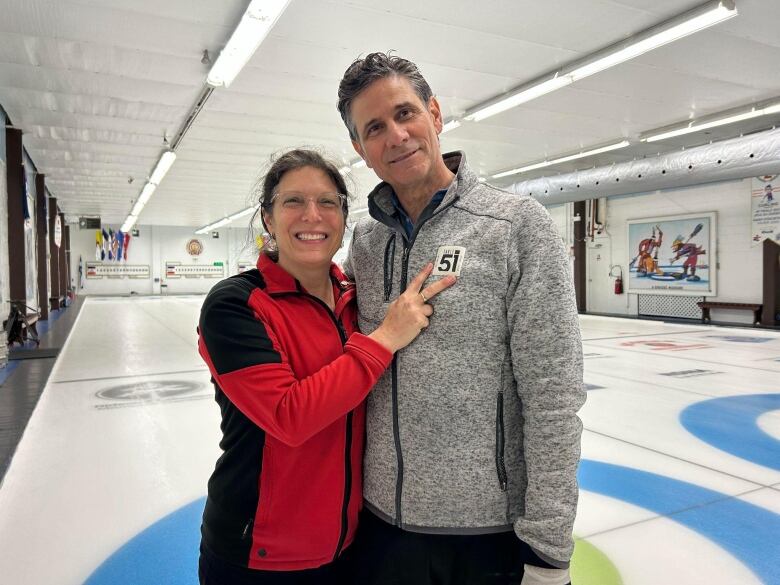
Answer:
[{"left": 509, "top": 127, "right": 780, "bottom": 205}]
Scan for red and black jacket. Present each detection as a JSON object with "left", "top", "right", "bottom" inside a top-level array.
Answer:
[{"left": 198, "top": 253, "right": 392, "bottom": 571}]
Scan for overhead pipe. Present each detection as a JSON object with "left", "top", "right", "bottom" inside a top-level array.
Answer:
[{"left": 508, "top": 126, "right": 780, "bottom": 205}]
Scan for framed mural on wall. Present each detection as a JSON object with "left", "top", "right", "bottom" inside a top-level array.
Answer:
[{"left": 627, "top": 212, "right": 716, "bottom": 296}]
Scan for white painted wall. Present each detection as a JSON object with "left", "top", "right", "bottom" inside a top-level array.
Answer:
[
  {"left": 582, "top": 178, "right": 762, "bottom": 324},
  {"left": 69, "top": 225, "right": 255, "bottom": 296},
  {"left": 545, "top": 203, "right": 577, "bottom": 289}
]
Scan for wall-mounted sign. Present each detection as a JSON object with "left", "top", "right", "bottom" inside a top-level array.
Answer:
[
  {"left": 186, "top": 239, "right": 204, "bottom": 256},
  {"left": 79, "top": 217, "right": 101, "bottom": 229},
  {"left": 165, "top": 262, "right": 225, "bottom": 279},
  {"left": 54, "top": 215, "right": 62, "bottom": 248},
  {"left": 751, "top": 175, "right": 780, "bottom": 247},
  {"left": 627, "top": 212, "right": 717, "bottom": 296},
  {"left": 86, "top": 262, "right": 150, "bottom": 279}
]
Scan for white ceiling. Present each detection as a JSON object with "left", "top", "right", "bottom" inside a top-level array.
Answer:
[{"left": 1, "top": 0, "right": 779, "bottom": 227}]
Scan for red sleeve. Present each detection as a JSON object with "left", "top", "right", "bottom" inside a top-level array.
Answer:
[{"left": 199, "top": 279, "right": 392, "bottom": 447}]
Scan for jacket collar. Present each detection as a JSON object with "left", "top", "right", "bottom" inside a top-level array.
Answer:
[
  {"left": 367, "top": 151, "right": 479, "bottom": 229},
  {"left": 256, "top": 252, "right": 352, "bottom": 295}
]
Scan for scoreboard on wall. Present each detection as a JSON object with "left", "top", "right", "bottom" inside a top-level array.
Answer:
[
  {"left": 165, "top": 262, "right": 226, "bottom": 279},
  {"left": 86, "top": 262, "right": 150, "bottom": 279}
]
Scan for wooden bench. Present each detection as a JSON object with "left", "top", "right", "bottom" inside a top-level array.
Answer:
[
  {"left": 25, "top": 311, "right": 40, "bottom": 340},
  {"left": 6, "top": 302, "right": 40, "bottom": 346},
  {"left": 697, "top": 301, "right": 763, "bottom": 325}
]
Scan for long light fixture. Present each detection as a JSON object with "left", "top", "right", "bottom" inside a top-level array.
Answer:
[
  {"left": 195, "top": 218, "right": 232, "bottom": 235},
  {"left": 120, "top": 0, "right": 287, "bottom": 233},
  {"left": 492, "top": 140, "right": 630, "bottom": 179},
  {"left": 122, "top": 151, "right": 176, "bottom": 225},
  {"left": 641, "top": 100, "right": 780, "bottom": 142},
  {"left": 131, "top": 183, "right": 157, "bottom": 216},
  {"left": 441, "top": 119, "right": 462, "bottom": 134},
  {"left": 120, "top": 215, "right": 138, "bottom": 233},
  {"left": 464, "top": 0, "right": 737, "bottom": 123},
  {"left": 119, "top": 150, "right": 177, "bottom": 232},
  {"left": 148, "top": 150, "right": 177, "bottom": 185},
  {"left": 195, "top": 204, "right": 259, "bottom": 235},
  {"left": 207, "top": 0, "right": 292, "bottom": 88},
  {"left": 229, "top": 204, "right": 260, "bottom": 221},
  {"left": 465, "top": 76, "right": 572, "bottom": 122}
]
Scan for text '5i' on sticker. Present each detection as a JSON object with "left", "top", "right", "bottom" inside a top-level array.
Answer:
[{"left": 433, "top": 246, "right": 466, "bottom": 276}]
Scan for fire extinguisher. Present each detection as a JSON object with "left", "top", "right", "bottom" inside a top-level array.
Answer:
[{"left": 611, "top": 265, "right": 624, "bottom": 294}]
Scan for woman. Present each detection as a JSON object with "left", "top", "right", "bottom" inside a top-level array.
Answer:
[{"left": 197, "top": 149, "right": 454, "bottom": 584}]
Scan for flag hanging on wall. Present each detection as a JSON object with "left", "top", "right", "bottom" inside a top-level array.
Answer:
[
  {"left": 123, "top": 232, "right": 131, "bottom": 261},
  {"left": 101, "top": 228, "right": 109, "bottom": 260},
  {"left": 95, "top": 230, "right": 102, "bottom": 261},
  {"left": 109, "top": 228, "right": 118, "bottom": 261}
]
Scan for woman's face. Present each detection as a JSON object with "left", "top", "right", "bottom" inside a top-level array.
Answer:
[{"left": 263, "top": 165, "right": 346, "bottom": 275}]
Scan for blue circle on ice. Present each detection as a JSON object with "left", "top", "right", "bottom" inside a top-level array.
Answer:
[
  {"left": 680, "top": 393, "right": 780, "bottom": 471},
  {"left": 84, "top": 497, "right": 205, "bottom": 585}
]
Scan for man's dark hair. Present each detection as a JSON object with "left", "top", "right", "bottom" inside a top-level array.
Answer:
[{"left": 337, "top": 52, "right": 433, "bottom": 141}]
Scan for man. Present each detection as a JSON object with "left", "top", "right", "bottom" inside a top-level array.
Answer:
[{"left": 338, "top": 52, "right": 585, "bottom": 585}]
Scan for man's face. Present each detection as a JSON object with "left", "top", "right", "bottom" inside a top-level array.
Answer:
[{"left": 349, "top": 75, "right": 444, "bottom": 192}]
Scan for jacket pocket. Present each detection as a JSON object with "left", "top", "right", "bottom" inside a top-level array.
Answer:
[{"left": 495, "top": 392, "right": 508, "bottom": 491}]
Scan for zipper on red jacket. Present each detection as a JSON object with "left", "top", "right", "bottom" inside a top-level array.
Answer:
[
  {"left": 330, "top": 311, "right": 352, "bottom": 562},
  {"left": 286, "top": 287, "right": 354, "bottom": 561}
]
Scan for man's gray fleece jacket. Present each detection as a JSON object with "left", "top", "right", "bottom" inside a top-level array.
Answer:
[{"left": 344, "top": 152, "right": 585, "bottom": 568}]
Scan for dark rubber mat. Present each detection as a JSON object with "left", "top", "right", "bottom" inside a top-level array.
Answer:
[
  {"left": 9, "top": 348, "right": 61, "bottom": 360},
  {"left": 0, "top": 297, "right": 84, "bottom": 481}
]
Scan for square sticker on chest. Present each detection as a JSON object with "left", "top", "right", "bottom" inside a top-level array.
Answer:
[{"left": 433, "top": 246, "right": 466, "bottom": 276}]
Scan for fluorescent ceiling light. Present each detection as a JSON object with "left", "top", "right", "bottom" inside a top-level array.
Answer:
[
  {"left": 570, "top": 4, "right": 737, "bottom": 81},
  {"left": 339, "top": 165, "right": 351, "bottom": 175},
  {"left": 120, "top": 215, "right": 138, "bottom": 233},
  {"left": 352, "top": 159, "right": 367, "bottom": 169},
  {"left": 464, "top": 0, "right": 737, "bottom": 123},
  {"left": 492, "top": 140, "right": 630, "bottom": 179},
  {"left": 195, "top": 217, "right": 232, "bottom": 235},
  {"left": 464, "top": 76, "right": 572, "bottom": 122},
  {"left": 207, "top": 0, "right": 292, "bottom": 88},
  {"left": 196, "top": 204, "right": 259, "bottom": 235},
  {"left": 442, "top": 120, "right": 462, "bottom": 133},
  {"left": 642, "top": 101, "right": 780, "bottom": 142},
  {"left": 122, "top": 150, "right": 175, "bottom": 226},
  {"left": 148, "top": 151, "right": 176, "bottom": 186},
  {"left": 137, "top": 182, "right": 157, "bottom": 206},
  {"left": 228, "top": 205, "right": 259, "bottom": 221},
  {"left": 130, "top": 183, "right": 156, "bottom": 216}
]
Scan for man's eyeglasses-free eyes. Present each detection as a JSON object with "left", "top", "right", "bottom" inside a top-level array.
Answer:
[{"left": 271, "top": 192, "right": 347, "bottom": 211}]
